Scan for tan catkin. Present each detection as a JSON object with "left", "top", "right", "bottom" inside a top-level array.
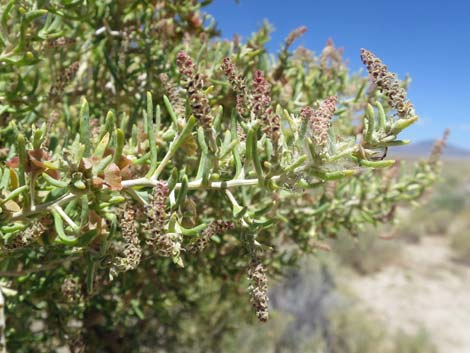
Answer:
[
  {"left": 187, "top": 220, "right": 235, "bottom": 254},
  {"left": 361, "top": 48, "right": 413, "bottom": 118},
  {"left": 247, "top": 258, "right": 269, "bottom": 322},
  {"left": 110, "top": 205, "right": 142, "bottom": 277},
  {"left": 5, "top": 218, "right": 49, "bottom": 249},
  {"left": 49, "top": 62, "right": 80, "bottom": 98}
]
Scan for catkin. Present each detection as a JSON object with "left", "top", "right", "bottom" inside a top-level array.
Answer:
[
  {"left": 44, "top": 37, "right": 76, "bottom": 50},
  {"left": 320, "top": 38, "right": 343, "bottom": 69},
  {"left": 285, "top": 26, "right": 307, "bottom": 48},
  {"left": 61, "top": 276, "right": 82, "bottom": 302},
  {"left": 247, "top": 258, "right": 269, "bottom": 322},
  {"left": 144, "top": 181, "right": 169, "bottom": 242},
  {"left": 360, "top": 48, "right": 413, "bottom": 118},
  {"left": 300, "top": 96, "right": 337, "bottom": 156},
  {"left": 176, "top": 51, "right": 213, "bottom": 130},
  {"left": 221, "top": 57, "right": 249, "bottom": 117},
  {"left": 251, "top": 70, "right": 281, "bottom": 143},
  {"left": 144, "top": 182, "right": 182, "bottom": 257},
  {"left": 49, "top": 62, "right": 80, "bottom": 97},
  {"left": 5, "top": 218, "right": 48, "bottom": 249},
  {"left": 110, "top": 205, "right": 142, "bottom": 277},
  {"left": 160, "top": 73, "right": 186, "bottom": 117},
  {"left": 428, "top": 129, "right": 450, "bottom": 167},
  {"left": 187, "top": 220, "right": 235, "bottom": 254}
]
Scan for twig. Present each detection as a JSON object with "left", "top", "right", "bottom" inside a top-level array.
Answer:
[
  {"left": 8, "top": 174, "right": 284, "bottom": 222},
  {"left": 10, "top": 192, "right": 76, "bottom": 222}
]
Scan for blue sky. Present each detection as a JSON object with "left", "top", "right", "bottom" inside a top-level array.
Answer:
[{"left": 206, "top": 0, "right": 470, "bottom": 149}]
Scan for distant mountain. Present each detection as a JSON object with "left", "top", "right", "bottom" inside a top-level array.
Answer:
[{"left": 389, "top": 140, "right": 470, "bottom": 159}]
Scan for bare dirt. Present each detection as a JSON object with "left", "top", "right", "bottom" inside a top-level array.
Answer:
[{"left": 350, "top": 236, "right": 470, "bottom": 353}]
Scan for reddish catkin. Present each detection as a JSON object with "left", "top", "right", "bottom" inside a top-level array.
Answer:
[
  {"left": 251, "top": 70, "right": 281, "bottom": 143},
  {"left": 176, "top": 51, "right": 213, "bottom": 129},
  {"left": 247, "top": 258, "right": 269, "bottom": 322},
  {"left": 360, "top": 48, "right": 413, "bottom": 118},
  {"left": 320, "top": 38, "right": 343, "bottom": 69},
  {"left": 252, "top": 70, "right": 271, "bottom": 118},
  {"left": 300, "top": 96, "right": 337, "bottom": 155},
  {"left": 221, "top": 57, "right": 249, "bottom": 116},
  {"left": 176, "top": 50, "right": 195, "bottom": 78},
  {"left": 428, "top": 128, "right": 450, "bottom": 167},
  {"left": 285, "top": 26, "right": 307, "bottom": 48},
  {"left": 273, "top": 27, "right": 307, "bottom": 81},
  {"left": 294, "top": 46, "right": 314, "bottom": 63}
]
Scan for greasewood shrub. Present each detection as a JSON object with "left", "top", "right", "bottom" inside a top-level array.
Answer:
[{"left": 0, "top": 1, "right": 446, "bottom": 352}]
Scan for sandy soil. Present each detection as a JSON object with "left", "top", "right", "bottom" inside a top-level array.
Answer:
[{"left": 350, "top": 236, "right": 470, "bottom": 353}]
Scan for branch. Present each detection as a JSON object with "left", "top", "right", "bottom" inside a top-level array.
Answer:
[
  {"left": 9, "top": 192, "right": 76, "bottom": 222},
  {"left": 7, "top": 175, "right": 283, "bottom": 223},
  {"left": 123, "top": 175, "right": 282, "bottom": 190}
]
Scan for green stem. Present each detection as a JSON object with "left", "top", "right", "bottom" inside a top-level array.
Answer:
[
  {"left": 163, "top": 95, "right": 179, "bottom": 126},
  {"left": 145, "top": 92, "right": 158, "bottom": 177},
  {"left": 80, "top": 98, "right": 91, "bottom": 157},
  {"left": 365, "top": 104, "right": 375, "bottom": 143},
  {"left": 113, "top": 128, "right": 125, "bottom": 164},
  {"left": 1, "top": 185, "right": 28, "bottom": 204},
  {"left": 152, "top": 116, "right": 196, "bottom": 180}
]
